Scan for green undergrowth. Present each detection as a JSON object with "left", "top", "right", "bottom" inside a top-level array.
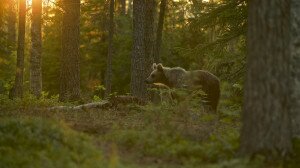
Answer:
[
  {"left": 97, "top": 101, "right": 251, "bottom": 168},
  {"left": 1, "top": 90, "right": 299, "bottom": 167},
  {"left": 0, "top": 92, "right": 63, "bottom": 112},
  {"left": 0, "top": 118, "right": 107, "bottom": 168}
]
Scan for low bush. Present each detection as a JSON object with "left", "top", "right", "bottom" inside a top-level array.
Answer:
[{"left": 0, "top": 118, "right": 107, "bottom": 168}]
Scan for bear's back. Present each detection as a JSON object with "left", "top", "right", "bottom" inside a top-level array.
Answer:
[
  {"left": 164, "top": 67, "right": 187, "bottom": 88},
  {"left": 164, "top": 66, "right": 220, "bottom": 112},
  {"left": 188, "top": 70, "right": 219, "bottom": 86}
]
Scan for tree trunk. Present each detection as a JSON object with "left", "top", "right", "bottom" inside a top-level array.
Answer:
[
  {"left": 0, "top": 1, "right": 4, "bottom": 35},
  {"left": 208, "top": 0, "right": 215, "bottom": 43},
  {"left": 11, "top": 0, "right": 26, "bottom": 99},
  {"left": 105, "top": 0, "right": 115, "bottom": 97},
  {"left": 240, "top": 0, "right": 292, "bottom": 158},
  {"left": 0, "top": 0, "right": 4, "bottom": 54},
  {"left": 208, "top": 26, "right": 215, "bottom": 43},
  {"left": 290, "top": 0, "right": 300, "bottom": 137},
  {"left": 30, "top": 0, "right": 42, "bottom": 97},
  {"left": 144, "top": 0, "right": 155, "bottom": 76},
  {"left": 131, "top": 0, "right": 147, "bottom": 99},
  {"left": 153, "top": 0, "right": 167, "bottom": 63},
  {"left": 144, "top": 0, "right": 156, "bottom": 101},
  {"left": 7, "top": 0, "right": 17, "bottom": 52},
  {"left": 60, "top": 0, "right": 81, "bottom": 101},
  {"left": 127, "top": 0, "right": 133, "bottom": 17},
  {"left": 119, "top": 0, "right": 126, "bottom": 15}
]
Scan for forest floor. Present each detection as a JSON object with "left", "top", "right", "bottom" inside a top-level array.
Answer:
[{"left": 0, "top": 96, "right": 299, "bottom": 168}]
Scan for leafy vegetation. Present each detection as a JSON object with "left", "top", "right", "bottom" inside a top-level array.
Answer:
[
  {"left": 0, "top": 118, "right": 107, "bottom": 168},
  {"left": 0, "top": 83, "right": 299, "bottom": 167}
]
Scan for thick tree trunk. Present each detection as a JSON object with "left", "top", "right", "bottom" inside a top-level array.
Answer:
[
  {"left": 144, "top": 0, "right": 157, "bottom": 101},
  {"left": 7, "top": 0, "right": 17, "bottom": 52},
  {"left": 11, "top": 0, "right": 26, "bottom": 99},
  {"left": 131, "top": 0, "right": 147, "bottom": 99},
  {"left": 153, "top": 0, "right": 167, "bottom": 63},
  {"left": 30, "top": 0, "right": 42, "bottom": 97},
  {"left": 60, "top": 0, "right": 81, "bottom": 101},
  {"left": 105, "top": 0, "right": 115, "bottom": 97},
  {"left": 240, "top": 0, "right": 292, "bottom": 158},
  {"left": 144, "top": 0, "right": 155, "bottom": 77},
  {"left": 290, "top": 0, "right": 300, "bottom": 137}
]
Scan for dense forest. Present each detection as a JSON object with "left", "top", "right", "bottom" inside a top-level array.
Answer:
[{"left": 0, "top": 0, "right": 299, "bottom": 167}]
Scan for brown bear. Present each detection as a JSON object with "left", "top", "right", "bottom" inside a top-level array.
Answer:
[{"left": 145, "top": 63, "right": 220, "bottom": 112}]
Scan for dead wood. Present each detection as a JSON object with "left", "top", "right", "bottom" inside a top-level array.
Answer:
[{"left": 48, "top": 95, "right": 146, "bottom": 111}]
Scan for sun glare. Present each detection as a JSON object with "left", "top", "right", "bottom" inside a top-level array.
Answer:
[
  {"left": 27, "top": 0, "right": 32, "bottom": 5},
  {"left": 27, "top": 0, "right": 50, "bottom": 6},
  {"left": 173, "top": 0, "right": 211, "bottom": 2},
  {"left": 26, "top": 0, "right": 55, "bottom": 7}
]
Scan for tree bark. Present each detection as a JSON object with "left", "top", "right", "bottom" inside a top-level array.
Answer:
[
  {"left": 153, "top": 0, "right": 167, "bottom": 63},
  {"left": 0, "top": 2, "right": 4, "bottom": 35},
  {"left": 7, "top": 0, "right": 17, "bottom": 52},
  {"left": 30, "top": 0, "right": 42, "bottom": 98},
  {"left": 290, "top": 0, "right": 300, "bottom": 137},
  {"left": 144, "top": 0, "right": 157, "bottom": 101},
  {"left": 11, "top": 0, "right": 26, "bottom": 99},
  {"left": 240, "top": 0, "right": 292, "bottom": 158},
  {"left": 119, "top": 0, "right": 126, "bottom": 15},
  {"left": 144, "top": 0, "right": 155, "bottom": 76},
  {"left": 131, "top": 0, "right": 147, "bottom": 99},
  {"left": 105, "top": 0, "right": 115, "bottom": 97},
  {"left": 208, "top": 1, "right": 215, "bottom": 43},
  {"left": 0, "top": 0, "right": 4, "bottom": 54},
  {"left": 60, "top": 0, "right": 81, "bottom": 101}
]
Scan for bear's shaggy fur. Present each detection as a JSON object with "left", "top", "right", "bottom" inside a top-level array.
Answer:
[{"left": 145, "top": 63, "right": 220, "bottom": 112}]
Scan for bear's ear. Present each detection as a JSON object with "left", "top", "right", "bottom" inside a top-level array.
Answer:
[
  {"left": 157, "top": 63, "right": 163, "bottom": 71},
  {"left": 152, "top": 63, "right": 157, "bottom": 70}
]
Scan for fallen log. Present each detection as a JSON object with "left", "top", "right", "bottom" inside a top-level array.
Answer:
[
  {"left": 48, "top": 95, "right": 146, "bottom": 111},
  {"left": 48, "top": 100, "right": 110, "bottom": 111}
]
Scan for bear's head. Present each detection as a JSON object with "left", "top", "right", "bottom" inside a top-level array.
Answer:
[{"left": 145, "top": 63, "right": 169, "bottom": 85}]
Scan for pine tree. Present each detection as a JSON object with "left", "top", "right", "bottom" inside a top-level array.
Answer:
[
  {"left": 153, "top": 0, "right": 167, "bottom": 63},
  {"left": 290, "top": 0, "right": 300, "bottom": 137},
  {"left": 11, "top": 0, "right": 26, "bottom": 99},
  {"left": 105, "top": 0, "right": 115, "bottom": 97},
  {"left": 144, "top": 0, "right": 155, "bottom": 77},
  {"left": 240, "top": 0, "right": 292, "bottom": 158},
  {"left": 131, "top": 0, "right": 147, "bottom": 99},
  {"left": 59, "top": 0, "right": 81, "bottom": 101},
  {"left": 30, "top": 0, "right": 43, "bottom": 97},
  {"left": 7, "top": 0, "right": 16, "bottom": 52}
]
